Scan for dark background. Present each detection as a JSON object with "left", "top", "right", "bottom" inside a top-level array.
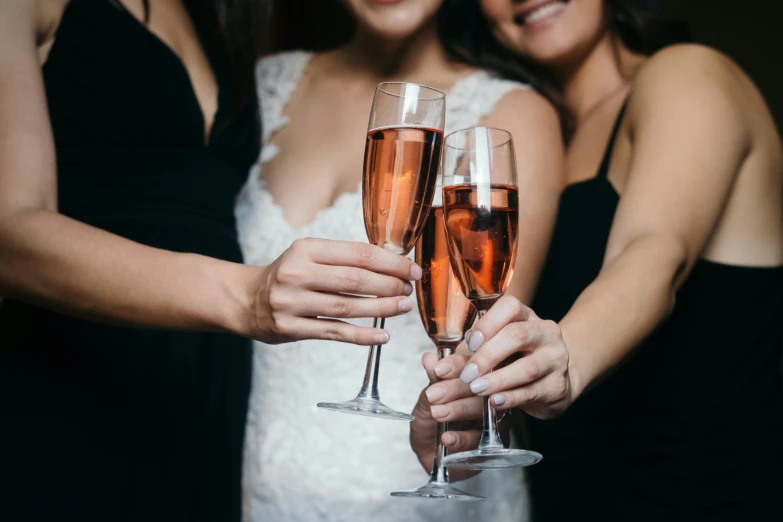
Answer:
[
  {"left": 667, "top": 0, "right": 781, "bottom": 127},
  {"left": 266, "top": 0, "right": 783, "bottom": 128}
]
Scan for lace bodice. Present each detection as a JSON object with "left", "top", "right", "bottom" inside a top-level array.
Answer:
[{"left": 237, "top": 50, "right": 531, "bottom": 522}]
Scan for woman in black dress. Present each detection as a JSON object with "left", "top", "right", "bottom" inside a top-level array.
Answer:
[
  {"left": 412, "top": 0, "right": 783, "bottom": 520},
  {"left": 0, "top": 1, "right": 420, "bottom": 520}
]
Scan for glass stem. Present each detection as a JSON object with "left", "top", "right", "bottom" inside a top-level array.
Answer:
[
  {"left": 474, "top": 309, "right": 504, "bottom": 450},
  {"left": 356, "top": 317, "right": 385, "bottom": 401},
  {"left": 478, "top": 396, "right": 504, "bottom": 449},
  {"left": 428, "top": 343, "right": 456, "bottom": 485}
]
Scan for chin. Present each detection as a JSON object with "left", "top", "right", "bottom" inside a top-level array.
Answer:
[
  {"left": 523, "top": 31, "right": 595, "bottom": 68},
  {"left": 366, "top": 24, "right": 422, "bottom": 41},
  {"left": 348, "top": 0, "right": 440, "bottom": 42}
]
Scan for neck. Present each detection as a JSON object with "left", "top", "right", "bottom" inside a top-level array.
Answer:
[
  {"left": 555, "top": 34, "right": 643, "bottom": 124},
  {"left": 338, "top": 21, "right": 455, "bottom": 84}
]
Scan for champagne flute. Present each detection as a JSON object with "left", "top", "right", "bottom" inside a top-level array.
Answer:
[
  {"left": 440, "top": 127, "right": 543, "bottom": 469},
  {"left": 390, "top": 201, "right": 484, "bottom": 501},
  {"left": 317, "top": 82, "right": 445, "bottom": 421}
]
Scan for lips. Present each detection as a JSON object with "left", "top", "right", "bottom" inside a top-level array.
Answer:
[{"left": 514, "top": 0, "right": 568, "bottom": 26}]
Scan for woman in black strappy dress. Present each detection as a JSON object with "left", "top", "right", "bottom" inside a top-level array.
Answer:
[
  {"left": 412, "top": 1, "right": 783, "bottom": 520},
  {"left": 0, "top": 1, "right": 421, "bottom": 520}
]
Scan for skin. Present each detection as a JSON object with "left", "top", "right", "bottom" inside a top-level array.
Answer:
[
  {"left": 411, "top": 0, "right": 783, "bottom": 464},
  {"left": 259, "top": 0, "right": 564, "bottom": 305},
  {"left": 0, "top": 0, "right": 425, "bottom": 348}
]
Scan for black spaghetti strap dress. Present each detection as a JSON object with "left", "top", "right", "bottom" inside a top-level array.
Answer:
[
  {"left": 524, "top": 106, "right": 783, "bottom": 521},
  {"left": 0, "top": 1, "right": 260, "bottom": 520}
]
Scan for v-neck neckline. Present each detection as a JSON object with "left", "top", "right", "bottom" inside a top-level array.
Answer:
[
  {"left": 259, "top": 54, "right": 491, "bottom": 232},
  {"left": 109, "top": 0, "right": 222, "bottom": 146}
]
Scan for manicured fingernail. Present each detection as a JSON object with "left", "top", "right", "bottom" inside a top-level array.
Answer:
[
  {"left": 398, "top": 298, "right": 412, "bottom": 312},
  {"left": 434, "top": 360, "right": 452, "bottom": 377},
  {"left": 493, "top": 394, "right": 506, "bottom": 406},
  {"left": 460, "top": 363, "right": 479, "bottom": 383},
  {"left": 430, "top": 404, "right": 449, "bottom": 419},
  {"left": 425, "top": 385, "right": 446, "bottom": 403},
  {"left": 467, "top": 330, "right": 484, "bottom": 352},
  {"left": 402, "top": 282, "right": 413, "bottom": 295},
  {"left": 443, "top": 433, "right": 456, "bottom": 445},
  {"left": 410, "top": 264, "right": 423, "bottom": 280},
  {"left": 470, "top": 378, "right": 489, "bottom": 394},
  {"left": 373, "top": 332, "right": 390, "bottom": 344}
]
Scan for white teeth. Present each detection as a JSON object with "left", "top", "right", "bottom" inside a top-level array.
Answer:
[{"left": 524, "top": 1, "right": 566, "bottom": 24}]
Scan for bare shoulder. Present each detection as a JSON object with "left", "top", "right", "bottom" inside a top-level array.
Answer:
[
  {"left": 624, "top": 44, "right": 761, "bottom": 148},
  {"left": 629, "top": 43, "right": 781, "bottom": 159},
  {"left": 254, "top": 49, "right": 314, "bottom": 104},
  {"left": 483, "top": 87, "right": 561, "bottom": 133},
  {"left": 630, "top": 44, "right": 751, "bottom": 112},
  {"left": 643, "top": 43, "right": 737, "bottom": 72}
]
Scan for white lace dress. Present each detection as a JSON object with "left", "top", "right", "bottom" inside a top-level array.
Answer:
[{"left": 237, "top": 51, "right": 532, "bottom": 522}]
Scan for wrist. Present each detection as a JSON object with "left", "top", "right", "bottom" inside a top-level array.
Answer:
[
  {"left": 207, "top": 259, "right": 267, "bottom": 338},
  {"left": 560, "top": 323, "right": 589, "bottom": 401}
]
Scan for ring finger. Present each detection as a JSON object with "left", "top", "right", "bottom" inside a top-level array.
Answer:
[
  {"left": 295, "top": 292, "right": 413, "bottom": 319},
  {"left": 425, "top": 376, "right": 473, "bottom": 405},
  {"left": 466, "top": 351, "right": 557, "bottom": 398}
]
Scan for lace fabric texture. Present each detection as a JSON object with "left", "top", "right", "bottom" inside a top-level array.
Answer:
[{"left": 237, "top": 50, "right": 532, "bottom": 522}]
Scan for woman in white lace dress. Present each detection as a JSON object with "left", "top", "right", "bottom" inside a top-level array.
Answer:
[{"left": 236, "top": 1, "right": 564, "bottom": 520}]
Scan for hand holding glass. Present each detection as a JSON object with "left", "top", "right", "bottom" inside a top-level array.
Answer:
[
  {"left": 440, "top": 127, "right": 543, "bottom": 469},
  {"left": 317, "top": 82, "right": 445, "bottom": 421}
]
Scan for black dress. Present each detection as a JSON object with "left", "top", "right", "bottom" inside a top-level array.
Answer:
[
  {"left": 524, "top": 106, "right": 783, "bottom": 520},
  {"left": 0, "top": 1, "right": 260, "bottom": 520}
]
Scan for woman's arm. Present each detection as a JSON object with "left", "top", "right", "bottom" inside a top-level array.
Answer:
[
  {"left": 421, "top": 45, "right": 762, "bottom": 422},
  {"left": 0, "top": 0, "right": 418, "bottom": 346},
  {"left": 559, "top": 45, "right": 751, "bottom": 397}
]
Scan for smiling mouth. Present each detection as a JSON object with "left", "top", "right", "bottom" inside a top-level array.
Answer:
[{"left": 514, "top": 0, "right": 568, "bottom": 26}]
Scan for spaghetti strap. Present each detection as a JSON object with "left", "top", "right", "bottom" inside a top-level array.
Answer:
[{"left": 596, "top": 102, "right": 628, "bottom": 180}]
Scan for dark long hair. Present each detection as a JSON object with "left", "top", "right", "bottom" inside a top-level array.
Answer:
[
  {"left": 438, "top": 0, "right": 689, "bottom": 129},
  {"left": 140, "top": 0, "right": 270, "bottom": 115}
]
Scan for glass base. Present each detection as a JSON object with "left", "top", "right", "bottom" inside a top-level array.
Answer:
[
  {"left": 442, "top": 447, "right": 542, "bottom": 470},
  {"left": 316, "top": 397, "right": 414, "bottom": 422},
  {"left": 390, "top": 482, "right": 485, "bottom": 501}
]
